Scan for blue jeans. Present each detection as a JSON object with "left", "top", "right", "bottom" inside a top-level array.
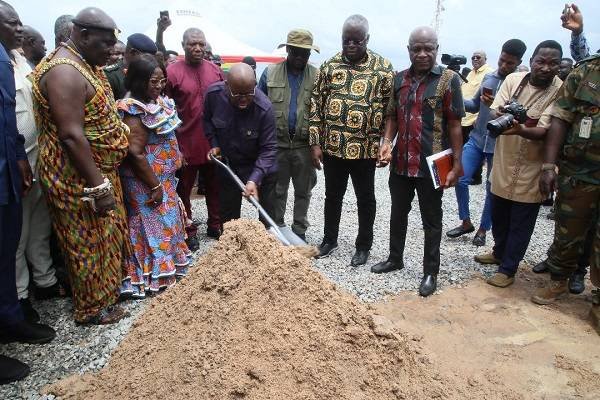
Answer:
[{"left": 454, "top": 137, "right": 493, "bottom": 231}]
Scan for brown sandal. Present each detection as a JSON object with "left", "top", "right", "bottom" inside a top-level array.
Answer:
[{"left": 76, "top": 306, "right": 130, "bottom": 326}]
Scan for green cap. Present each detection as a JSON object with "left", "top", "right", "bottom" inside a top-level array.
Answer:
[{"left": 278, "top": 29, "right": 319, "bottom": 53}]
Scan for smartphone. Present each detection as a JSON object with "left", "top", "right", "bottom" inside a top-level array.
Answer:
[
  {"left": 482, "top": 86, "right": 493, "bottom": 96},
  {"left": 159, "top": 10, "right": 169, "bottom": 19}
]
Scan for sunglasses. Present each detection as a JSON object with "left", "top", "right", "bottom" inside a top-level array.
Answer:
[
  {"left": 342, "top": 38, "right": 367, "bottom": 46},
  {"left": 472, "top": 55, "right": 482, "bottom": 60}
]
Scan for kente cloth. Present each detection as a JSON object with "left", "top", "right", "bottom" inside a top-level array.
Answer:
[
  {"left": 31, "top": 46, "right": 131, "bottom": 322},
  {"left": 117, "top": 96, "right": 190, "bottom": 298}
]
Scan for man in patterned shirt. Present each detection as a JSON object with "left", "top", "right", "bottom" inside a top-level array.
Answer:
[
  {"left": 309, "top": 14, "right": 393, "bottom": 266},
  {"left": 371, "top": 26, "right": 464, "bottom": 297}
]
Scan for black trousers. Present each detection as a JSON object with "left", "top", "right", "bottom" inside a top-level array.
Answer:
[
  {"left": 389, "top": 173, "right": 444, "bottom": 275},
  {"left": 0, "top": 199, "right": 24, "bottom": 327},
  {"left": 218, "top": 169, "right": 277, "bottom": 228},
  {"left": 322, "top": 154, "right": 376, "bottom": 250},
  {"left": 491, "top": 194, "right": 540, "bottom": 277}
]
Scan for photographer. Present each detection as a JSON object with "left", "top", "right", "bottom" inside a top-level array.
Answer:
[
  {"left": 461, "top": 51, "right": 493, "bottom": 147},
  {"left": 474, "top": 40, "right": 563, "bottom": 288},
  {"left": 447, "top": 39, "right": 526, "bottom": 246}
]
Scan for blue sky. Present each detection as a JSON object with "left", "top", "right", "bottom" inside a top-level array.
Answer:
[{"left": 13, "top": 0, "right": 600, "bottom": 70}]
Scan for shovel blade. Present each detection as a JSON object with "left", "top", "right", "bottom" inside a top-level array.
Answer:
[{"left": 267, "top": 226, "right": 306, "bottom": 246}]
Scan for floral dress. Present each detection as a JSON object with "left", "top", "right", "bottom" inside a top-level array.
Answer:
[{"left": 117, "top": 96, "right": 190, "bottom": 298}]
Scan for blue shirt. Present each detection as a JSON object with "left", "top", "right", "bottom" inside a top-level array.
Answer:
[
  {"left": 258, "top": 67, "right": 303, "bottom": 133},
  {"left": 0, "top": 44, "right": 27, "bottom": 205},
  {"left": 203, "top": 81, "right": 277, "bottom": 185},
  {"left": 570, "top": 31, "right": 590, "bottom": 62},
  {"left": 463, "top": 70, "right": 505, "bottom": 154}
]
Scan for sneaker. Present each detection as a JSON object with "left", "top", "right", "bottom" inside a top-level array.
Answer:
[
  {"left": 486, "top": 272, "right": 515, "bottom": 288},
  {"left": 19, "top": 298, "right": 40, "bottom": 323},
  {"left": 474, "top": 252, "right": 501, "bottom": 265},
  {"left": 531, "top": 280, "right": 569, "bottom": 305}
]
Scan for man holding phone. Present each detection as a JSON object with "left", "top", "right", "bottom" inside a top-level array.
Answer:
[{"left": 447, "top": 39, "right": 527, "bottom": 246}]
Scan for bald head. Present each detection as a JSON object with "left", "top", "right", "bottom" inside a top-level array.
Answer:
[
  {"left": 228, "top": 63, "right": 256, "bottom": 87},
  {"left": 22, "top": 25, "right": 46, "bottom": 66},
  {"left": 227, "top": 63, "right": 257, "bottom": 109},
  {"left": 70, "top": 7, "right": 118, "bottom": 67},
  {"left": 73, "top": 7, "right": 118, "bottom": 32},
  {"left": 0, "top": 1, "right": 23, "bottom": 51},
  {"left": 408, "top": 26, "right": 437, "bottom": 46},
  {"left": 407, "top": 26, "right": 439, "bottom": 76}
]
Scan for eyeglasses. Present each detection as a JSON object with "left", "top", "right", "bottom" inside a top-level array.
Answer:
[
  {"left": 228, "top": 86, "right": 256, "bottom": 99},
  {"left": 342, "top": 38, "right": 368, "bottom": 47},
  {"left": 149, "top": 78, "right": 167, "bottom": 87},
  {"left": 471, "top": 55, "right": 482, "bottom": 60}
]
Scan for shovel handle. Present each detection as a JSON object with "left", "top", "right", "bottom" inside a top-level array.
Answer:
[{"left": 209, "top": 153, "right": 290, "bottom": 245}]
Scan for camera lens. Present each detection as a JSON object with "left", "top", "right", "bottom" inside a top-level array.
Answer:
[{"left": 487, "top": 114, "right": 514, "bottom": 138}]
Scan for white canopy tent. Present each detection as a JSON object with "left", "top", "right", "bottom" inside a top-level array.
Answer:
[{"left": 142, "top": 6, "right": 279, "bottom": 63}]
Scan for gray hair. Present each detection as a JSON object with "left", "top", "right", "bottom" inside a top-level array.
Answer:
[
  {"left": 182, "top": 28, "right": 205, "bottom": 44},
  {"left": 343, "top": 14, "right": 369, "bottom": 35},
  {"left": 54, "top": 14, "right": 73, "bottom": 42}
]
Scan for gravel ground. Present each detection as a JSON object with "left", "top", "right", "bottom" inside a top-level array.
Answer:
[{"left": 0, "top": 165, "right": 556, "bottom": 399}]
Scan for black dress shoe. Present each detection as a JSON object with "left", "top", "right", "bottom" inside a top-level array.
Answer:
[
  {"left": 350, "top": 250, "right": 369, "bottom": 267},
  {"left": 569, "top": 273, "right": 586, "bottom": 294},
  {"left": 446, "top": 225, "right": 475, "bottom": 238},
  {"left": 0, "top": 320, "right": 56, "bottom": 344},
  {"left": 0, "top": 355, "right": 30, "bottom": 384},
  {"left": 206, "top": 227, "right": 222, "bottom": 239},
  {"left": 419, "top": 274, "right": 437, "bottom": 297},
  {"left": 185, "top": 235, "right": 200, "bottom": 252},
  {"left": 371, "top": 260, "right": 403, "bottom": 274},
  {"left": 317, "top": 242, "right": 338, "bottom": 258},
  {"left": 532, "top": 260, "right": 549, "bottom": 274},
  {"left": 19, "top": 298, "right": 40, "bottom": 323}
]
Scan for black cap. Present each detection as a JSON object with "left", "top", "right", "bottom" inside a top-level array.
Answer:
[{"left": 127, "top": 33, "right": 158, "bottom": 55}]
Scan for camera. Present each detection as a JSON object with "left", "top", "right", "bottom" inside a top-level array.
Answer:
[
  {"left": 441, "top": 53, "right": 467, "bottom": 73},
  {"left": 486, "top": 101, "right": 529, "bottom": 138}
]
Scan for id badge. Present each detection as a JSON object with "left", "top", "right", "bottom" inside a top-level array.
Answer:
[{"left": 579, "top": 116, "right": 592, "bottom": 139}]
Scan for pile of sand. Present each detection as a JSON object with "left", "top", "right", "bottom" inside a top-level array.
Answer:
[{"left": 46, "top": 220, "right": 492, "bottom": 399}]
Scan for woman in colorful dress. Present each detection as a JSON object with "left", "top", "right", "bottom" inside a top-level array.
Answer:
[{"left": 117, "top": 54, "right": 190, "bottom": 299}]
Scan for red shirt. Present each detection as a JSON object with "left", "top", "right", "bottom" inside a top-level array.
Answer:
[{"left": 165, "top": 60, "right": 224, "bottom": 165}]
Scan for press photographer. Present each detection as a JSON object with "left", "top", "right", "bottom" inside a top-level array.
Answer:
[{"left": 474, "top": 40, "right": 563, "bottom": 289}]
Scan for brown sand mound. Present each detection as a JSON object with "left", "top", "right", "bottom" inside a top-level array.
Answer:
[{"left": 46, "top": 220, "right": 493, "bottom": 399}]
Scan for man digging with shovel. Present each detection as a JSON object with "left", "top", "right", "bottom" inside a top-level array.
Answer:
[{"left": 204, "top": 63, "right": 316, "bottom": 257}]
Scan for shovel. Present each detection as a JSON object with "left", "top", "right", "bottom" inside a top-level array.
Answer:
[{"left": 210, "top": 154, "right": 307, "bottom": 247}]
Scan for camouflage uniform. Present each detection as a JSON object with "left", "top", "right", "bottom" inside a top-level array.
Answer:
[{"left": 545, "top": 54, "right": 600, "bottom": 329}]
